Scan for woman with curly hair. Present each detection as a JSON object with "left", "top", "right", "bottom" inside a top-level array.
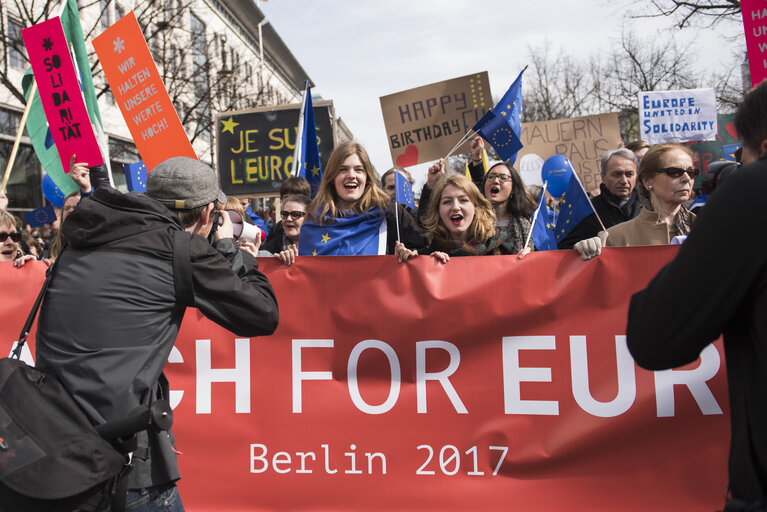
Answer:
[{"left": 397, "top": 174, "right": 530, "bottom": 263}]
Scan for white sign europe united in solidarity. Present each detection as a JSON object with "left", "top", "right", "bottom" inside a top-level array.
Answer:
[{"left": 638, "top": 88, "right": 717, "bottom": 145}]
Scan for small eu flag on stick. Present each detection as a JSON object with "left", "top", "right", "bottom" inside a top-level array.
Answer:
[
  {"left": 25, "top": 205, "right": 57, "bottom": 228},
  {"left": 124, "top": 161, "right": 147, "bottom": 193}
]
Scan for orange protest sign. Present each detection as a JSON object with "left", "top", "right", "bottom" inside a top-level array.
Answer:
[{"left": 92, "top": 11, "right": 196, "bottom": 170}]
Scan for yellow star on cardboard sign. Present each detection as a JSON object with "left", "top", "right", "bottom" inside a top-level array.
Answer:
[{"left": 221, "top": 116, "right": 239, "bottom": 134}]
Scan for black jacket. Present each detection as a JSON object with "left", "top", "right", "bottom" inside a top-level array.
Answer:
[
  {"left": 627, "top": 155, "right": 767, "bottom": 502},
  {"left": 35, "top": 187, "right": 279, "bottom": 490},
  {"left": 557, "top": 183, "right": 645, "bottom": 249}
]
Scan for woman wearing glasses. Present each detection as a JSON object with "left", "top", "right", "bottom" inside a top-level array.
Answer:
[
  {"left": 575, "top": 143, "right": 697, "bottom": 258},
  {"left": 464, "top": 137, "right": 538, "bottom": 252},
  {"left": 0, "top": 209, "right": 39, "bottom": 267},
  {"left": 262, "top": 194, "right": 310, "bottom": 265}
]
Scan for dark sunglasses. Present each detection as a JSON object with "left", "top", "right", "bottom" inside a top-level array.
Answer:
[
  {"left": 0, "top": 232, "right": 20, "bottom": 243},
  {"left": 280, "top": 210, "right": 306, "bottom": 221},
  {"left": 656, "top": 167, "right": 699, "bottom": 179}
]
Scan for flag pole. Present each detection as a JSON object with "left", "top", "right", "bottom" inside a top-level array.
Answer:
[
  {"left": 523, "top": 180, "right": 547, "bottom": 251},
  {"left": 571, "top": 170, "right": 606, "bottom": 231},
  {"left": 444, "top": 129, "right": 477, "bottom": 160},
  {"left": 1, "top": 80, "right": 38, "bottom": 195},
  {"left": 291, "top": 81, "right": 309, "bottom": 177}
]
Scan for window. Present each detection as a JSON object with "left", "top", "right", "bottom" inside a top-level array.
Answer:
[{"left": 7, "top": 18, "right": 26, "bottom": 69}]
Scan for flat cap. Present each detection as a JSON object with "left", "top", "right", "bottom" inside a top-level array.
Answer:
[{"left": 147, "top": 157, "right": 226, "bottom": 210}]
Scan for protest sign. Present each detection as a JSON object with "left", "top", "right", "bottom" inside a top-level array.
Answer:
[
  {"left": 216, "top": 101, "right": 335, "bottom": 197},
  {"left": 741, "top": 0, "right": 767, "bottom": 87},
  {"left": 638, "top": 88, "right": 718, "bottom": 145},
  {"left": 4, "top": 247, "right": 729, "bottom": 512},
  {"left": 380, "top": 72, "right": 493, "bottom": 167},
  {"left": 92, "top": 11, "right": 196, "bottom": 170},
  {"left": 21, "top": 18, "right": 104, "bottom": 172},
  {"left": 686, "top": 113, "right": 740, "bottom": 174},
  {"left": 516, "top": 113, "right": 621, "bottom": 192}
]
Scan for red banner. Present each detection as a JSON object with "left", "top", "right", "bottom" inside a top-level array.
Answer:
[
  {"left": 741, "top": 0, "right": 767, "bottom": 87},
  {"left": 1, "top": 247, "right": 729, "bottom": 511}
]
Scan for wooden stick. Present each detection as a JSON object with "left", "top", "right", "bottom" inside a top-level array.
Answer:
[{"left": 1, "top": 80, "right": 37, "bottom": 195}]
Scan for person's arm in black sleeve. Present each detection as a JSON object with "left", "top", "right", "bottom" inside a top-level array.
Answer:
[
  {"left": 626, "top": 166, "right": 767, "bottom": 370},
  {"left": 468, "top": 160, "right": 485, "bottom": 189},
  {"left": 417, "top": 184, "right": 432, "bottom": 228},
  {"left": 386, "top": 204, "right": 426, "bottom": 255},
  {"left": 87, "top": 164, "right": 110, "bottom": 191},
  {"left": 189, "top": 235, "right": 279, "bottom": 337}
]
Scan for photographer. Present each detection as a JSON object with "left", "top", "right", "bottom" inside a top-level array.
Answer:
[
  {"left": 627, "top": 80, "right": 767, "bottom": 511},
  {"left": 35, "top": 156, "right": 279, "bottom": 511}
]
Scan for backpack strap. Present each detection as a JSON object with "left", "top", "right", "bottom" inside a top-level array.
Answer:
[{"left": 172, "top": 230, "right": 194, "bottom": 308}]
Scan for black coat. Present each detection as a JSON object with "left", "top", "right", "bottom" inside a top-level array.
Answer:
[{"left": 627, "top": 154, "right": 767, "bottom": 502}]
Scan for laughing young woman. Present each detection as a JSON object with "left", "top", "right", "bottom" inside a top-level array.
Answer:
[
  {"left": 299, "top": 141, "right": 425, "bottom": 257},
  {"left": 396, "top": 174, "right": 530, "bottom": 263}
]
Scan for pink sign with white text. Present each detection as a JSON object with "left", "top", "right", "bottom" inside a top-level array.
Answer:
[
  {"left": 742, "top": 0, "right": 767, "bottom": 86},
  {"left": 22, "top": 17, "right": 103, "bottom": 171}
]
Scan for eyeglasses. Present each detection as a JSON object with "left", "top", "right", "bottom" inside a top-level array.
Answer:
[
  {"left": 0, "top": 232, "right": 20, "bottom": 243},
  {"left": 280, "top": 210, "right": 306, "bottom": 220},
  {"left": 656, "top": 167, "right": 699, "bottom": 179},
  {"left": 486, "top": 173, "right": 512, "bottom": 183}
]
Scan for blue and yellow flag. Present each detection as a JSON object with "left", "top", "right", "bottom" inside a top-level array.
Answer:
[
  {"left": 530, "top": 186, "right": 557, "bottom": 251},
  {"left": 25, "top": 205, "right": 57, "bottom": 228},
  {"left": 554, "top": 174, "right": 593, "bottom": 242},
  {"left": 296, "top": 86, "right": 323, "bottom": 198},
  {"left": 472, "top": 68, "right": 525, "bottom": 165},
  {"left": 124, "top": 161, "right": 147, "bottom": 193},
  {"left": 298, "top": 210, "right": 387, "bottom": 256},
  {"left": 394, "top": 172, "right": 415, "bottom": 210}
]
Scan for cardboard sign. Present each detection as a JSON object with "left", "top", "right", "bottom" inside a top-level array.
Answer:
[
  {"left": 638, "top": 88, "right": 718, "bottom": 145},
  {"left": 380, "top": 72, "right": 493, "bottom": 167},
  {"left": 216, "top": 101, "right": 335, "bottom": 197},
  {"left": 22, "top": 17, "right": 104, "bottom": 172},
  {"left": 3, "top": 247, "right": 730, "bottom": 511},
  {"left": 516, "top": 113, "right": 621, "bottom": 192},
  {"left": 92, "top": 11, "right": 196, "bottom": 170},
  {"left": 741, "top": 0, "right": 767, "bottom": 87}
]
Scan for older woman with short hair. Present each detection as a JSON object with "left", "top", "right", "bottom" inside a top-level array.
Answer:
[{"left": 575, "top": 143, "right": 697, "bottom": 259}]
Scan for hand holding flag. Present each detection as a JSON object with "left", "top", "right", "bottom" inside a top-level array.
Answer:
[{"left": 471, "top": 68, "right": 525, "bottom": 165}]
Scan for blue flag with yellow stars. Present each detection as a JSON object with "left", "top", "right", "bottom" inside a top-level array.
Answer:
[
  {"left": 394, "top": 172, "right": 415, "bottom": 210},
  {"left": 25, "top": 205, "right": 57, "bottom": 228},
  {"left": 298, "top": 209, "right": 387, "bottom": 256},
  {"left": 124, "top": 161, "right": 147, "bottom": 193},
  {"left": 554, "top": 173, "right": 593, "bottom": 242},
  {"left": 472, "top": 68, "right": 525, "bottom": 165},
  {"left": 297, "top": 87, "right": 323, "bottom": 198},
  {"left": 531, "top": 189, "right": 557, "bottom": 251}
]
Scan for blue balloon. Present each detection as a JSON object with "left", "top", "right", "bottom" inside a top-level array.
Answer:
[
  {"left": 42, "top": 173, "right": 66, "bottom": 208},
  {"left": 541, "top": 154, "right": 574, "bottom": 197}
]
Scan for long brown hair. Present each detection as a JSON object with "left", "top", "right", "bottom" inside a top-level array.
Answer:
[
  {"left": 423, "top": 174, "right": 496, "bottom": 246},
  {"left": 307, "top": 141, "right": 391, "bottom": 222}
]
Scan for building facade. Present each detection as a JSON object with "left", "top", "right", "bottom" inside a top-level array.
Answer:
[{"left": 0, "top": 0, "right": 329, "bottom": 212}]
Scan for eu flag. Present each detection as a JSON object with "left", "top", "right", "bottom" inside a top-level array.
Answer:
[
  {"left": 394, "top": 172, "right": 415, "bottom": 210},
  {"left": 554, "top": 173, "right": 593, "bottom": 242},
  {"left": 530, "top": 189, "right": 557, "bottom": 251},
  {"left": 25, "top": 205, "right": 57, "bottom": 228},
  {"left": 298, "top": 209, "right": 387, "bottom": 256},
  {"left": 124, "top": 161, "right": 147, "bottom": 193},
  {"left": 297, "top": 86, "right": 323, "bottom": 198},
  {"left": 472, "top": 68, "right": 525, "bottom": 165}
]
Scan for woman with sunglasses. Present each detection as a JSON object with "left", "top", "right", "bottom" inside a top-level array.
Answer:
[
  {"left": 262, "top": 194, "right": 310, "bottom": 266},
  {"left": 575, "top": 143, "right": 697, "bottom": 258},
  {"left": 0, "top": 209, "right": 39, "bottom": 268}
]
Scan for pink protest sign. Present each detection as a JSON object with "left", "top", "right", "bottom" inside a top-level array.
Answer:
[
  {"left": 742, "top": 0, "right": 767, "bottom": 86},
  {"left": 22, "top": 17, "right": 103, "bottom": 171}
]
